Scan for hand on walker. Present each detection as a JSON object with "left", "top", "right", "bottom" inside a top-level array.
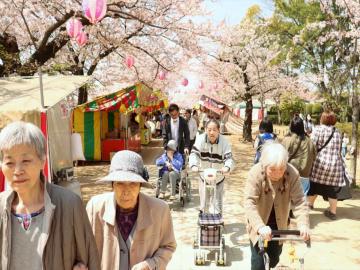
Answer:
[
  {"left": 299, "top": 226, "right": 310, "bottom": 241},
  {"left": 258, "top": 226, "right": 272, "bottom": 241},
  {"left": 73, "top": 263, "right": 88, "bottom": 270},
  {"left": 191, "top": 166, "right": 199, "bottom": 172},
  {"left": 131, "top": 261, "right": 150, "bottom": 270},
  {"left": 184, "top": 148, "right": 189, "bottom": 155},
  {"left": 221, "top": 166, "right": 230, "bottom": 174}
]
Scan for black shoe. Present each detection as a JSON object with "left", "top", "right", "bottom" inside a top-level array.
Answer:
[{"left": 324, "top": 209, "right": 337, "bottom": 220}]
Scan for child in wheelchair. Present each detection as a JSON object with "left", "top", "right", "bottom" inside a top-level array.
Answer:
[{"left": 156, "top": 140, "right": 184, "bottom": 200}]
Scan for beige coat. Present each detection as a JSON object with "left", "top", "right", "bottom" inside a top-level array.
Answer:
[
  {"left": 282, "top": 133, "right": 316, "bottom": 177},
  {"left": 0, "top": 183, "right": 100, "bottom": 270},
  {"left": 86, "top": 192, "right": 176, "bottom": 270},
  {"left": 244, "top": 163, "right": 309, "bottom": 245}
]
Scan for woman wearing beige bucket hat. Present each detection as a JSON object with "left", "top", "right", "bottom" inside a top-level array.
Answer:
[{"left": 86, "top": 150, "right": 176, "bottom": 270}]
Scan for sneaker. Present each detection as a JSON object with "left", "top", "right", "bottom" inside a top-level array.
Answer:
[
  {"left": 158, "top": 193, "right": 165, "bottom": 199},
  {"left": 169, "top": 195, "right": 176, "bottom": 201},
  {"left": 324, "top": 209, "right": 337, "bottom": 220}
]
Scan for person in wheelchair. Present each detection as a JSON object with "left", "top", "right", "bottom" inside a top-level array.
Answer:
[{"left": 156, "top": 140, "right": 184, "bottom": 200}]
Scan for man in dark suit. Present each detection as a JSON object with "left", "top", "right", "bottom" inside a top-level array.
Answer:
[{"left": 162, "top": 103, "right": 190, "bottom": 155}]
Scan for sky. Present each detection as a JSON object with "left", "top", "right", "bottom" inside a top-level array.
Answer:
[{"left": 204, "top": 0, "right": 274, "bottom": 25}]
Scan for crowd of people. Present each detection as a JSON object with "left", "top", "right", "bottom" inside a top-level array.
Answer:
[{"left": 0, "top": 104, "right": 352, "bottom": 270}]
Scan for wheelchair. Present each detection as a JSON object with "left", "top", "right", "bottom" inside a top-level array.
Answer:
[{"left": 155, "top": 155, "right": 191, "bottom": 207}]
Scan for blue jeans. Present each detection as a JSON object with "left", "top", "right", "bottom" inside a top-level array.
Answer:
[{"left": 300, "top": 177, "right": 310, "bottom": 195}]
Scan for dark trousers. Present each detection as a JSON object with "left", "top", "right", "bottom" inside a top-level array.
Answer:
[{"left": 250, "top": 241, "right": 283, "bottom": 270}]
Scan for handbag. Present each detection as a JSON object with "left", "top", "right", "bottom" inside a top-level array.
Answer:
[
  {"left": 337, "top": 158, "right": 352, "bottom": 201},
  {"left": 336, "top": 173, "right": 352, "bottom": 201}
]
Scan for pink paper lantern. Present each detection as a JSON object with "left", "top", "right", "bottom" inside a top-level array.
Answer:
[
  {"left": 199, "top": 80, "right": 204, "bottom": 89},
  {"left": 181, "top": 78, "right": 189, "bottom": 87},
  {"left": 66, "top": 18, "right": 83, "bottom": 38},
  {"left": 76, "top": 31, "right": 88, "bottom": 46},
  {"left": 158, "top": 70, "right": 166, "bottom": 80},
  {"left": 82, "top": 0, "right": 107, "bottom": 24},
  {"left": 125, "top": 55, "right": 135, "bottom": 68}
]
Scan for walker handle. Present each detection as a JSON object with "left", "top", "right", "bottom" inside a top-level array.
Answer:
[
  {"left": 271, "top": 230, "right": 311, "bottom": 248},
  {"left": 198, "top": 169, "right": 223, "bottom": 174},
  {"left": 272, "top": 230, "right": 300, "bottom": 236}
]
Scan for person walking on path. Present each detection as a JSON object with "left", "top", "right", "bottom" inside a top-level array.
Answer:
[
  {"left": 0, "top": 121, "right": 100, "bottom": 270},
  {"left": 185, "top": 108, "right": 198, "bottom": 152},
  {"left": 162, "top": 103, "right": 190, "bottom": 156},
  {"left": 282, "top": 115, "right": 317, "bottom": 195},
  {"left": 244, "top": 142, "right": 310, "bottom": 270},
  {"left": 304, "top": 114, "right": 314, "bottom": 135},
  {"left": 86, "top": 150, "right": 176, "bottom": 270},
  {"left": 192, "top": 109, "right": 200, "bottom": 127},
  {"left": 307, "top": 110, "right": 345, "bottom": 220},
  {"left": 156, "top": 140, "right": 184, "bottom": 200},
  {"left": 341, "top": 133, "right": 349, "bottom": 158},
  {"left": 253, "top": 118, "right": 277, "bottom": 164},
  {"left": 189, "top": 119, "right": 235, "bottom": 214}
]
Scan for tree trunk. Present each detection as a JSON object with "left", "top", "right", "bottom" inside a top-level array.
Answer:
[
  {"left": 243, "top": 95, "right": 253, "bottom": 142},
  {"left": 350, "top": 95, "right": 359, "bottom": 187},
  {"left": 350, "top": 38, "right": 359, "bottom": 187},
  {"left": 78, "top": 85, "right": 88, "bottom": 105},
  {"left": 277, "top": 107, "right": 281, "bottom": 125}
]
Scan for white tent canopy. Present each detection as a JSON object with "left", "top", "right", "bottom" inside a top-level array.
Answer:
[{"left": 0, "top": 75, "right": 90, "bottom": 128}]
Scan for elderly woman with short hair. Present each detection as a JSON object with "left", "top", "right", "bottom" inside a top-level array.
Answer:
[
  {"left": 244, "top": 142, "right": 310, "bottom": 270},
  {"left": 86, "top": 150, "right": 176, "bottom": 270},
  {"left": 0, "top": 121, "right": 100, "bottom": 270},
  {"left": 308, "top": 110, "right": 345, "bottom": 220}
]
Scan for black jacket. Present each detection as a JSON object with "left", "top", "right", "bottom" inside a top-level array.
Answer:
[{"left": 162, "top": 115, "right": 190, "bottom": 154}]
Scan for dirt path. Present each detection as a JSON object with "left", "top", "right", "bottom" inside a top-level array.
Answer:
[{"left": 75, "top": 135, "right": 360, "bottom": 270}]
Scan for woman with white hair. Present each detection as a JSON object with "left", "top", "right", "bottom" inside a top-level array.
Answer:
[
  {"left": 244, "top": 142, "right": 310, "bottom": 270},
  {"left": 0, "top": 121, "right": 100, "bottom": 270}
]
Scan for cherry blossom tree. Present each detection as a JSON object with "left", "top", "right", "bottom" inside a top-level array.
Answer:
[
  {"left": 201, "top": 5, "right": 305, "bottom": 141},
  {"left": 269, "top": 0, "right": 359, "bottom": 183},
  {"left": 0, "top": 0, "right": 211, "bottom": 103},
  {"left": 314, "top": 0, "right": 360, "bottom": 184}
]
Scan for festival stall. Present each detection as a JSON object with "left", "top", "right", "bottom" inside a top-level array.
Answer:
[
  {"left": 233, "top": 99, "right": 276, "bottom": 121},
  {"left": 199, "top": 95, "right": 230, "bottom": 117},
  {"left": 73, "top": 82, "right": 167, "bottom": 161},
  {"left": 0, "top": 75, "right": 90, "bottom": 192},
  {"left": 198, "top": 95, "right": 232, "bottom": 133}
]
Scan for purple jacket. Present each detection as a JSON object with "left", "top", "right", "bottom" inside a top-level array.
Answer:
[{"left": 156, "top": 152, "right": 184, "bottom": 177}]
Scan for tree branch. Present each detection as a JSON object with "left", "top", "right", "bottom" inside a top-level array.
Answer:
[
  {"left": 87, "top": 46, "right": 118, "bottom": 75},
  {"left": 126, "top": 40, "right": 169, "bottom": 71}
]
